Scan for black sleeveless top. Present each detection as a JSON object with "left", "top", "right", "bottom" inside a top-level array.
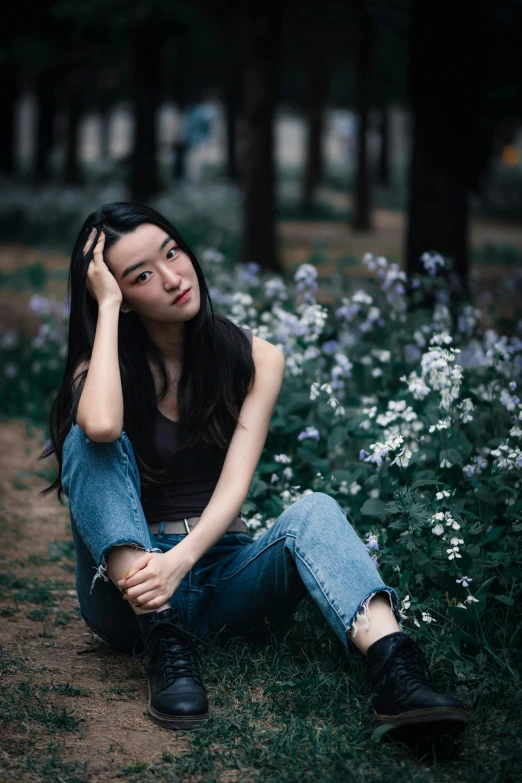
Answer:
[{"left": 141, "top": 327, "right": 253, "bottom": 525}]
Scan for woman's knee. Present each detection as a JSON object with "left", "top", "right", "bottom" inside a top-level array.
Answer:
[
  {"left": 61, "top": 424, "right": 134, "bottom": 496},
  {"left": 283, "top": 491, "right": 347, "bottom": 535}
]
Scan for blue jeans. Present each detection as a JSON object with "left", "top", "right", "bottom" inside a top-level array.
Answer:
[{"left": 61, "top": 424, "right": 402, "bottom": 656}]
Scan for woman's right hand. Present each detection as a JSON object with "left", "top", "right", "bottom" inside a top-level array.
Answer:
[{"left": 83, "top": 228, "right": 122, "bottom": 307}]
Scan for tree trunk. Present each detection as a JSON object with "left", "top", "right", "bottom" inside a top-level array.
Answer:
[
  {"left": 34, "top": 68, "right": 58, "bottom": 182},
  {"left": 302, "top": 65, "right": 327, "bottom": 213},
  {"left": 224, "top": 80, "right": 240, "bottom": 182},
  {"left": 378, "top": 104, "right": 390, "bottom": 187},
  {"left": 405, "top": 0, "right": 480, "bottom": 291},
  {"left": 64, "top": 92, "right": 83, "bottom": 185},
  {"left": 240, "top": 6, "right": 282, "bottom": 271},
  {"left": 0, "top": 58, "right": 19, "bottom": 175},
  {"left": 352, "top": 0, "right": 376, "bottom": 231},
  {"left": 99, "top": 106, "right": 111, "bottom": 161},
  {"left": 130, "top": 27, "right": 161, "bottom": 201}
]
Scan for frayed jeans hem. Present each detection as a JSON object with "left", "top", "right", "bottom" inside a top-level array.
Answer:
[
  {"left": 90, "top": 541, "right": 162, "bottom": 594},
  {"left": 346, "top": 587, "right": 403, "bottom": 649}
]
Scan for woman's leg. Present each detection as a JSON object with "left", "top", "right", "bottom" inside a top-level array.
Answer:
[
  {"left": 193, "top": 491, "right": 402, "bottom": 652},
  {"left": 194, "top": 492, "right": 469, "bottom": 737},
  {"left": 61, "top": 424, "right": 171, "bottom": 649},
  {"left": 62, "top": 424, "right": 208, "bottom": 728}
]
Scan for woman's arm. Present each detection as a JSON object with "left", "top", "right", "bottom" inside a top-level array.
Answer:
[
  {"left": 171, "top": 336, "right": 286, "bottom": 569},
  {"left": 73, "top": 300, "right": 124, "bottom": 441}
]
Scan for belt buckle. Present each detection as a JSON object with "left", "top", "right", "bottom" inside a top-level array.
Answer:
[{"left": 183, "top": 518, "right": 191, "bottom": 535}]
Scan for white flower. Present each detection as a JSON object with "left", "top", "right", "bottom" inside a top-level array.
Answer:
[
  {"left": 456, "top": 576, "right": 473, "bottom": 587},
  {"left": 465, "top": 595, "right": 479, "bottom": 604},
  {"left": 446, "top": 546, "right": 462, "bottom": 560},
  {"left": 391, "top": 447, "right": 412, "bottom": 467},
  {"left": 432, "top": 524, "right": 444, "bottom": 536},
  {"left": 429, "top": 417, "right": 451, "bottom": 433},
  {"left": 400, "top": 372, "right": 431, "bottom": 399},
  {"left": 402, "top": 595, "right": 411, "bottom": 610},
  {"left": 440, "top": 458, "right": 452, "bottom": 468},
  {"left": 349, "top": 481, "right": 362, "bottom": 495},
  {"left": 435, "top": 489, "right": 451, "bottom": 500},
  {"left": 421, "top": 611, "right": 436, "bottom": 623}
]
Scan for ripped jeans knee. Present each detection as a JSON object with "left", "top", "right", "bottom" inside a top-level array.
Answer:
[
  {"left": 348, "top": 588, "right": 400, "bottom": 639},
  {"left": 91, "top": 542, "right": 162, "bottom": 594}
]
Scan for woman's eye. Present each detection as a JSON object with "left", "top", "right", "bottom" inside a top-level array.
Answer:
[
  {"left": 167, "top": 246, "right": 179, "bottom": 260},
  {"left": 135, "top": 271, "right": 151, "bottom": 283}
]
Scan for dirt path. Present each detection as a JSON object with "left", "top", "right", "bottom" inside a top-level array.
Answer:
[{"left": 0, "top": 420, "right": 195, "bottom": 781}]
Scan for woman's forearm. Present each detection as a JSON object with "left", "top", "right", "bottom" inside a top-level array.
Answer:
[{"left": 76, "top": 301, "right": 124, "bottom": 439}]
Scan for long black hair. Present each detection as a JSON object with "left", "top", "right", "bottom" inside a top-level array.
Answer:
[{"left": 37, "top": 202, "right": 256, "bottom": 503}]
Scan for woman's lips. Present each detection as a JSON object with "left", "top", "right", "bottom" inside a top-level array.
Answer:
[{"left": 173, "top": 289, "right": 191, "bottom": 304}]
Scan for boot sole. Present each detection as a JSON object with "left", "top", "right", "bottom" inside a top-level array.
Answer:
[
  {"left": 146, "top": 681, "right": 209, "bottom": 731},
  {"left": 370, "top": 707, "right": 469, "bottom": 739}
]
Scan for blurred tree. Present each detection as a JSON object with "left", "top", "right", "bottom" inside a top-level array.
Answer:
[
  {"left": 0, "top": 45, "right": 20, "bottom": 175},
  {"left": 377, "top": 103, "right": 390, "bottom": 187},
  {"left": 405, "top": 0, "right": 522, "bottom": 289},
  {"left": 405, "top": 0, "right": 480, "bottom": 288},
  {"left": 63, "top": 69, "right": 85, "bottom": 186},
  {"left": 352, "top": 0, "right": 376, "bottom": 231},
  {"left": 240, "top": 4, "right": 283, "bottom": 269},
  {"left": 130, "top": 22, "right": 162, "bottom": 200},
  {"left": 301, "top": 62, "right": 329, "bottom": 213},
  {"left": 34, "top": 63, "right": 60, "bottom": 182}
]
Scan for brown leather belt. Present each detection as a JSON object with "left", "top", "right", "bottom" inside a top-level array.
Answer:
[{"left": 148, "top": 515, "right": 248, "bottom": 535}]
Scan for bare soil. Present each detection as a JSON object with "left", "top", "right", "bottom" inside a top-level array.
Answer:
[{"left": 0, "top": 419, "right": 196, "bottom": 781}]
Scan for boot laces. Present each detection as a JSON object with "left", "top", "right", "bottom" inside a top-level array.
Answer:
[
  {"left": 132, "top": 615, "right": 208, "bottom": 682},
  {"left": 379, "top": 635, "right": 435, "bottom": 698}
]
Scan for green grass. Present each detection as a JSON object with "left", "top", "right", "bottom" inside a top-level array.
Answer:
[{"left": 0, "top": 556, "right": 520, "bottom": 781}]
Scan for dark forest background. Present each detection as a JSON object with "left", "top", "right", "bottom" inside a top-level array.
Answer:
[{"left": 1, "top": 0, "right": 521, "bottom": 291}]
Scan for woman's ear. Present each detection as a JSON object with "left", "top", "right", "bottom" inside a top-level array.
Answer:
[{"left": 120, "top": 300, "right": 133, "bottom": 314}]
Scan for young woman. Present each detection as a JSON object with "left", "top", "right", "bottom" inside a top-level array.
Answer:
[{"left": 39, "top": 202, "right": 469, "bottom": 740}]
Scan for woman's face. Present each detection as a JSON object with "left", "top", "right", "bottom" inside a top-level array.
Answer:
[{"left": 105, "top": 222, "right": 200, "bottom": 322}]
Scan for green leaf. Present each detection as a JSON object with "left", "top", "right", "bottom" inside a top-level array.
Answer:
[
  {"left": 478, "top": 526, "right": 505, "bottom": 545},
  {"left": 399, "top": 570, "right": 411, "bottom": 591},
  {"left": 495, "top": 595, "right": 515, "bottom": 606},
  {"left": 448, "top": 606, "right": 479, "bottom": 626},
  {"left": 439, "top": 448, "right": 462, "bottom": 466},
  {"left": 360, "top": 498, "right": 389, "bottom": 517},
  {"left": 327, "top": 426, "right": 348, "bottom": 449},
  {"left": 476, "top": 576, "right": 497, "bottom": 595},
  {"left": 411, "top": 479, "right": 443, "bottom": 490},
  {"left": 456, "top": 430, "right": 473, "bottom": 458},
  {"left": 371, "top": 723, "right": 398, "bottom": 741},
  {"left": 453, "top": 629, "right": 486, "bottom": 650},
  {"left": 449, "top": 633, "right": 461, "bottom": 655}
]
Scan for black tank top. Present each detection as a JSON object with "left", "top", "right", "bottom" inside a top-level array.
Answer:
[{"left": 141, "top": 327, "right": 253, "bottom": 525}]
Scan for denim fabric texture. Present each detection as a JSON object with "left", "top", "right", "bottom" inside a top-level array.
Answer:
[{"left": 61, "top": 423, "right": 402, "bottom": 655}]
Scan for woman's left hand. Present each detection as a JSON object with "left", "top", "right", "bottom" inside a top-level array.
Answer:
[{"left": 117, "top": 550, "right": 188, "bottom": 610}]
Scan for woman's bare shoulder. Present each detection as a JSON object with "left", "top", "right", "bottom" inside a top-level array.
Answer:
[{"left": 251, "top": 334, "right": 285, "bottom": 365}]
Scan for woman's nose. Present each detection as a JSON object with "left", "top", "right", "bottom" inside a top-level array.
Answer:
[{"left": 161, "top": 265, "right": 182, "bottom": 287}]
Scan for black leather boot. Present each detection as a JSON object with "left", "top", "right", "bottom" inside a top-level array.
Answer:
[
  {"left": 132, "top": 606, "right": 209, "bottom": 730},
  {"left": 365, "top": 631, "right": 469, "bottom": 739}
]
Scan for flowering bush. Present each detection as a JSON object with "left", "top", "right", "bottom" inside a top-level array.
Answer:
[{"left": 2, "top": 244, "right": 522, "bottom": 681}]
